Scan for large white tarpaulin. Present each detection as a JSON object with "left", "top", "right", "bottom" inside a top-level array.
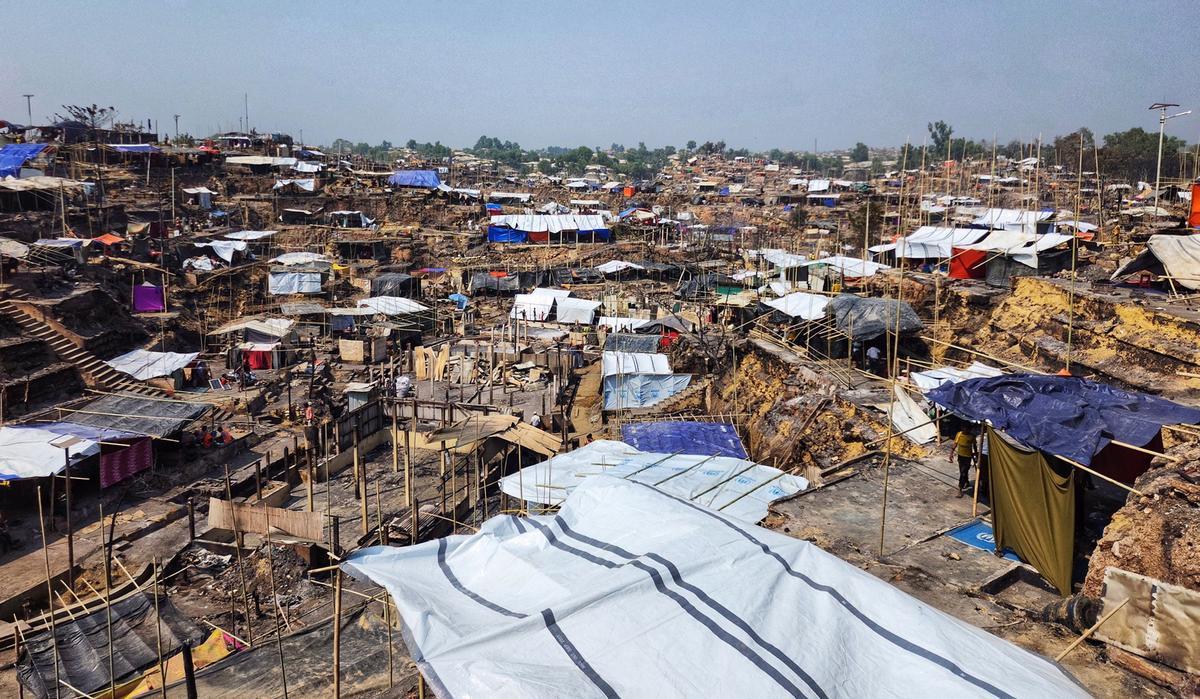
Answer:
[
  {"left": 1112, "top": 234, "right": 1200, "bottom": 290},
  {"left": 105, "top": 349, "right": 198, "bottom": 381},
  {"left": 222, "top": 230, "right": 276, "bottom": 241},
  {"left": 356, "top": 296, "right": 429, "bottom": 315},
  {"left": 882, "top": 226, "right": 990, "bottom": 259},
  {"left": 602, "top": 351, "right": 670, "bottom": 377},
  {"left": 555, "top": 296, "right": 601, "bottom": 324},
  {"left": 596, "top": 260, "right": 644, "bottom": 274},
  {"left": 270, "top": 252, "right": 330, "bottom": 266},
  {"left": 489, "top": 214, "right": 607, "bottom": 233},
  {"left": 764, "top": 292, "right": 829, "bottom": 320},
  {"left": 889, "top": 384, "right": 938, "bottom": 444},
  {"left": 0, "top": 426, "right": 99, "bottom": 481},
  {"left": 343, "top": 475, "right": 1088, "bottom": 699},
  {"left": 598, "top": 316, "right": 652, "bottom": 332},
  {"left": 499, "top": 440, "right": 806, "bottom": 522},
  {"left": 801, "top": 255, "right": 889, "bottom": 278},
  {"left": 509, "top": 288, "right": 570, "bottom": 320},
  {"left": 268, "top": 272, "right": 322, "bottom": 295}
]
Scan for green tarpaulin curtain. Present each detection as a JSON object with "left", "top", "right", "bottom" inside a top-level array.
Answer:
[{"left": 987, "top": 427, "right": 1076, "bottom": 595}]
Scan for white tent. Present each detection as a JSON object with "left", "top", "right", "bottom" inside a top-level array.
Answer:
[
  {"left": 105, "top": 350, "right": 198, "bottom": 381},
  {"left": 510, "top": 288, "right": 571, "bottom": 321},
  {"left": 343, "top": 475, "right": 1088, "bottom": 699},
  {"left": 596, "top": 260, "right": 644, "bottom": 274},
  {"left": 554, "top": 297, "right": 602, "bottom": 324},
  {"left": 598, "top": 316, "right": 652, "bottom": 332},
  {"left": 870, "top": 226, "right": 989, "bottom": 259},
  {"left": 801, "top": 255, "right": 889, "bottom": 278}
]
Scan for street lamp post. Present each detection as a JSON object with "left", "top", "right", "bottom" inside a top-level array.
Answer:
[
  {"left": 22, "top": 94, "right": 33, "bottom": 126},
  {"left": 173, "top": 114, "right": 180, "bottom": 141},
  {"left": 1150, "top": 102, "right": 1191, "bottom": 219}
]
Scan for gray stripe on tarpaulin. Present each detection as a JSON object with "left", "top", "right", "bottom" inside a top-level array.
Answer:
[
  {"left": 540, "top": 609, "right": 619, "bottom": 698},
  {"left": 437, "top": 537, "right": 527, "bottom": 619},
  {"left": 625, "top": 479, "right": 1016, "bottom": 699},
  {"left": 553, "top": 516, "right": 827, "bottom": 699},
  {"left": 524, "top": 517, "right": 809, "bottom": 698}
]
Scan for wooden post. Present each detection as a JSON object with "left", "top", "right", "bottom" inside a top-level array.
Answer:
[
  {"left": 182, "top": 642, "right": 198, "bottom": 699},
  {"left": 306, "top": 446, "right": 315, "bottom": 512},
  {"left": 332, "top": 570, "right": 343, "bottom": 699},
  {"left": 152, "top": 557, "right": 166, "bottom": 699},
  {"left": 223, "top": 463, "right": 255, "bottom": 644},
  {"left": 187, "top": 497, "right": 196, "bottom": 541},
  {"left": 264, "top": 512, "right": 289, "bottom": 698},
  {"left": 391, "top": 407, "right": 399, "bottom": 474},
  {"left": 255, "top": 460, "right": 263, "bottom": 500},
  {"left": 61, "top": 449, "right": 74, "bottom": 591},
  {"left": 100, "top": 503, "right": 116, "bottom": 699},
  {"left": 357, "top": 423, "right": 368, "bottom": 537},
  {"left": 36, "top": 486, "right": 62, "bottom": 699}
]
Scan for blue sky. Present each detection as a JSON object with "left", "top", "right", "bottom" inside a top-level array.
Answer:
[{"left": 5, "top": 1, "right": 1196, "bottom": 150}]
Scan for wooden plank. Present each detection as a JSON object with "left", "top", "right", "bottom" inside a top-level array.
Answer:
[{"left": 207, "top": 498, "right": 323, "bottom": 541}]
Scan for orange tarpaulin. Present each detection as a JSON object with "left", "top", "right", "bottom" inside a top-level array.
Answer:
[
  {"left": 93, "top": 233, "right": 125, "bottom": 246},
  {"left": 96, "top": 629, "right": 241, "bottom": 698}
]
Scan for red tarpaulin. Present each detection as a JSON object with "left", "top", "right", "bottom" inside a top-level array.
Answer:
[
  {"left": 245, "top": 350, "right": 272, "bottom": 370},
  {"left": 527, "top": 231, "right": 549, "bottom": 243},
  {"left": 950, "top": 247, "right": 987, "bottom": 279},
  {"left": 100, "top": 438, "right": 153, "bottom": 488}
]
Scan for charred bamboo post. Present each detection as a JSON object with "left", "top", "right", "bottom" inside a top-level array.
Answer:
[
  {"left": 36, "top": 486, "right": 62, "bottom": 699},
  {"left": 153, "top": 557, "right": 166, "bottom": 699},
  {"left": 100, "top": 503, "right": 116, "bottom": 699},
  {"left": 223, "top": 463, "right": 255, "bottom": 644},
  {"left": 332, "top": 570, "right": 343, "bottom": 699},
  {"left": 264, "top": 511, "right": 289, "bottom": 698}
]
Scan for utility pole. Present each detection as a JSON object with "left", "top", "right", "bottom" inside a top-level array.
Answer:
[
  {"left": 244, "top": 92, "right": 249, "bottom": 134},
  {"left": 22, "top": 94, "right": 33, "bottom": 126},
  {"left": 173, "top": 114, "right": 180, "bottom": 141},
  {"left": 1150, "top": 102, "right": 1191, "bottom": 219}
]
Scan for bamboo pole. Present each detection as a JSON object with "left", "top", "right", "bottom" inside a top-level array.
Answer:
[
  {"left": 101, "top": 503, "right": 116, "bottom": 699},
  {"left": 36, "top": 486, "right": 62, "bottom": 699},
  {"left": 1054, "top": 598, "right": 1130, "bottom": 661},
  {"left": 332, "top": 570, "right": 342, "bottom": 699},
  {"left": 223, "top": 463, "right": 255, "bottom": 644},
  {"left": 264, "top": 511, "right": 289, "bottom": 699},
  {"left": 153, "top": 557, "right": 166, "bottom": 699}
]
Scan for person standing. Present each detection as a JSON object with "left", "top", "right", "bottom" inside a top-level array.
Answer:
[{"left": 952, "top": 427, "right": 977, "bottom": 498}]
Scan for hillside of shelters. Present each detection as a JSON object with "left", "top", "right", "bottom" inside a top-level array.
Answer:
[{"left": 1, "top": 113, "right": 1199, "bottom": 697}]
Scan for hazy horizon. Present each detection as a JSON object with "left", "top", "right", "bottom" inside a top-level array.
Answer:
[{"left": 6, "top": 1, "right": 1198, "bottom": 151}]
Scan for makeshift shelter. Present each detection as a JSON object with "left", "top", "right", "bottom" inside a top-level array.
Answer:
[
  {"left": 488, "top": 214, "right": 611, "bottom": 244},
  {"left": 62, "top": 393, "right": 211, "bottom": 439},
  {"left": 105, "top": 349, "right": 198, "bottom": 382},
  {"left": 356, "top": 296, "right": 429, "bottom": 316},
  {"left": 0, "top": 425, "right": 99, "bottom": 481},
  {"left": 1111, "top": 234, "right": 1200, "bottom": 290},
  {"left": 764, "top": 292, "right": 829, "bottom": 320},
  {"left": 0, "top": 143, "right": 48, "bottom": 178},
  {"left": 509, "top": 288, "right": 569, "bottom": 321},
  {"left": 554, "top": 296, "right": 601, "bottom": 324},
  {"left": 601, "top": 351, "right": 691, "bottom": 410},
  {"left": 344, "top": 476, "right": 1088, "bottom": 698},
  {"left": 132, "top": 282, "right": 165, "bottom": 312},
  {"left": 268, "top": 270, "right": 323, "bottom": 295},
  {"left": 370, "top": 272, "right": 419, "bottom": 298},
  {"left": 829, "top": 294, "right": 923, "bottom": 341},
  {"left": 18, "top": 591, "right": 206, "bottom": 699}
]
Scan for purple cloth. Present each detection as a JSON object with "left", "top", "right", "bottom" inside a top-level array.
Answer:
[{"left": 132, "top": 284, "right": 165, "bottom": 312}]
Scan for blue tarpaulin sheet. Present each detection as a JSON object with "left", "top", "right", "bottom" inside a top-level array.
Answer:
[
  {"left": 485, "top": 203, "right": 503, "bottom": 213},
  {"left": 448, "top": 293, "right": 469, "bottom": 310},
  {"left": 487, "top": 226, "right": 527, "bottom": 243},
  {"left": 927, "top": 374, "right": 1200, "bottom": 466},
  {"left": 0, "top": 143, "right": 47, "bottom": 177},
  {"left": 946, "top": 520, "right": 1021, "bottom": 561},
  {"left": 109, "top": 144, "right": 160, "bottom": 153},
  {"left": 621, "top": 421, "right": 748, "bottom": 459},
  {"left": 602, "top": 374, "right": 691, "bottom": 410},
  {"left": 388, "top": 169, "right": 441, "bottom": 188}
]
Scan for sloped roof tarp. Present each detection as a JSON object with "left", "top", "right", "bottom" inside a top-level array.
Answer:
[
  {"left": 18, "top": 591, "right": 204, "bottom": 699},
  {"left": 108, "top": 143, "right": 161, "bottom": 154},
  {"left": 829, "top": 294, "right": 923, "bottom": 340},
  {"left": 555, "top": 296, "right": 602, "bottom": 324},
  {"left": 598, "top": 316, "right": 652, "bottom": 332},
  {"left": 469, "top": 271, "right": 521, "bottom": 293},
  {"left": 603, "top": 333, "right": 660, "bottom": 353},
  {"left": 63, "top": 393, "right": 210, "bottom": 438},
  {"left": 270, "top": 252, "right": 330, "bottom": 267},
  {"left": 0, "top": 425, "right": 100, "bottom": 480},
  {"left": 751, "top": 248, "right": 807, "bottom": 268},
  {"left": 357, "top": 296, "right": 429, "bottom": 315},
  {"left": 1112, "top": 234, "right": 1200, "bottom": 290},
  {"left": 105, "top": 349, "right": 198, "bottom": 380},
  {"left": 622, "top": 420, "right": 748, "bottom": 458},
  {"left": 0, "top": 143, "right": 48, "bottom": 177},
  {"left": 489, "top": 214, "right": 608, "bottom": 233},
  {"left": 801, "top": 255, "right": 889, "bottom": 278},
  {"left": 223, "top": 230, "right": 276, "bottom": 241},
  {"left": 596, "top": 260, "right": 645, "bottom": 274},
  {"left": 370, "top": 272, "right": 417, "bottom": 297},
  {"left": 764, "top": 292, "right": 829, "bottom": 320},
  {"left": 388, "top": 169, "right": 441, "bottom": 188},
  {"left": 888, "top": 226, "right": 990, "bottom": 259},
  {"left": 499, "top": 440, "right": 800, "bottom": 521},
  {"left": 194, "top": 240, "right": 246, "bottom": 262},
  {"left": 344, "top": 475, "right": 1088, "bottom": 698},
  {"left": 602, "top": 351, "right": 670, "bottom": 376},
  {"left": 926, "top": 374, "right": 1200, "bottom": 466}
]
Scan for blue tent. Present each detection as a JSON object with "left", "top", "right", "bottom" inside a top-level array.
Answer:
[
  {"left": 927, "top": 374, "right": 1200, "bottom": 466},
  {"left": 0, "top": 143, "right": 48, "bottom": 178},
  {"left": 485, "top": 203, "right": 503, "bottom": 213},
  {"left": 388, "top": 169, "right": 441, "bottom": 189},
  {"left": 487, "top": 226, "right": 527, "bottom": 243}
]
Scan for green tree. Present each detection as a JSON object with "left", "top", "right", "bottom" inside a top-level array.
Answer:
[
  {"left": 1052, "top": 128, "right": 1095, "bottom": 171},
  {"left": 1099, "top": 127, "right": 1181, "bottom": 182},
  {"left": 850, "top": 142, "right": 869, "bottom": 162},
  {"left": 927, "top": 121, "right": 954, "bottom": 156},
  {"left": 847, "top": 198, "right": 883, "bottom": 245},
  {"left": 686, "top": 140, "right": 697, "bottom": 151}
]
